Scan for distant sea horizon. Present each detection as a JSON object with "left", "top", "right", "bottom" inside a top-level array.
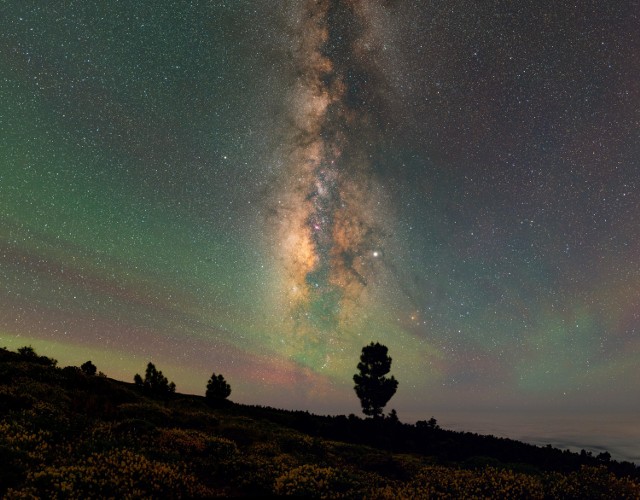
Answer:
[{"left": 427, "top": 411, "right": 640, "bottom": 465}]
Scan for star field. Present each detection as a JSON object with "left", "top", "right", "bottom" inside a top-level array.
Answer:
[{"left": 1, "top": 1, "right": 639, "bottom": 455}]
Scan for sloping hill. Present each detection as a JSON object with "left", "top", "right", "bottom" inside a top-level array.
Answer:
[{"left": 1, "top": 347, "right": 638, "bottom": 498}]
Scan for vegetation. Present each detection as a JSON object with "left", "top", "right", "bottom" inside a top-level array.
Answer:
[
  {"left": 17, "top": 345, "right": 57, "bottom": 367},
  {"left": 80, "top": 361, "right": 97, "bottom": 376},
  {"left": 354, "top": 342, "right": 398, "bottom": 418},
  {"left": 134, "top": 361, "right": 176, "bottom": 398},
  {"left": 206, "top": 372, "right": 231, "bottom": 406},
  {"left": 0, "top": 345, "right": 638, "bottom": 498}
]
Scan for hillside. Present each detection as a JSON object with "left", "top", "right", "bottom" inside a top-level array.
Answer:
[{"left": 1, "top": 346, "right": 638, "bottom": 498}]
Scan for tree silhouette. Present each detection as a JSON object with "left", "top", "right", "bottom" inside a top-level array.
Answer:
[
  {"left": 17, "top": 346, "right": 37, "bottom": 359},
  {"left": 353, "top": 342, "right": 398, "bottom": 418},
  {"left": 206, "top": 373, "right": 231, "bottom": 406},
  {"left": 134, "top": 362, "right": 175, "bottom": 397},
  {"left": 17, "top": 345, "right": 57, "bottom": 366},
  {"left": 81, "top": 361, "right": 97, "bottom": 376}
]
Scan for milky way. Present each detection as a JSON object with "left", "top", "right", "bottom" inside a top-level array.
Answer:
[
  {"left": 2, "top": 0, "right": 640, "bottom": 459},
  {"left": 270, "top": 1, "right": 392, "bottom": 366}
]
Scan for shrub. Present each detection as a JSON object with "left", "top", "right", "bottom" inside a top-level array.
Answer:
[
  {"left": 545, "top": 465, "right": 640, "bottom": 499},
  {"left": 7, "top": 448, "right": 212, "bottom": 498},
  {"left": 155, "top": 428, "right": 238, "bottom": 459},
  {"left": 274, "top": 464, "right": 355, "bottom": 498},
  {"left": 80, "top": 361, "right": 97, "bottom": 376}
]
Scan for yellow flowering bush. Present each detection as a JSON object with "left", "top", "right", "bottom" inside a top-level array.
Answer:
[
  {"left": 0, "top": 420, "right": 52, "bottom": 463},
  {"left": 235, "top": 453, "right": 297, "bottom": 491},
  {"left": 6, "top": 448, "right": 213, "bottom": 499},
  {"left": 367, "top": 464, "right": 640, "bottom": 499},
  {"left": 465, "top": 466, "right": 545, "bottom": 499},
  {"left": 155, "top": 428, "right": 238, "bottom": 459},
  {"left": 273, "top": 463, "right": 355, "bottom": 498},
  {"left": 545, "top": 465, "right": 640, "bottom": 499},
  {"left": 87, "top": 422, "right": 117, "bottom": 445},
  {"left": 368, "top": 465, "right": 546, "bottom": 499}
]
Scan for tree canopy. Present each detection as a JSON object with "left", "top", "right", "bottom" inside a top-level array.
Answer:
[
  {"left": 206, "top": 373, "right": 231, "bottom": 406},
  {"left": 134, "top": 362, "right": 175, "bottom": 397},
  {"left": 81, "top": 360, "right": 97, "bottom": 376},
  {"left": 17, "top": 345, "right": 57, "bottom": 367},
  {"left": 353, "top": 342, "right": 398, "bottom": 418}
]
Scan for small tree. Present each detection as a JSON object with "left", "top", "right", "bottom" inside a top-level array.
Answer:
[
  {"left": 353, "top": 342, "right": 398, "bottom": 418},
  {"left": 18, "top": 346, "right": 37, "bottom": 359},
  {"left": 134, "top": 362, "right": 176, "bottom": 397},
  {"left": 206, "top": 373, "right": 231, "bottom": 405},
  {"left": 81, "top": 360, "right": 97, "bottom": 376},
  {"left": 416, "top": 417, "right": 439, "bottom": 431},
  {"left": 17, "top": 345, "right": 57, "bottom": 366}
]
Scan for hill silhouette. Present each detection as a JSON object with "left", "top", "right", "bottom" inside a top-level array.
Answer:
[{"left": 1, "top": 346, "right": 638, "bottom": 498}]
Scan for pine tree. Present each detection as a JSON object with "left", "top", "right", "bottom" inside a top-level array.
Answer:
[
  {"left": 134, "top": 362, "right": 175, "bottom": 397},
  {"left": 353, "top": 342, "right": 398, "bottom": 418},
  {"left": 206, "top": 373, "right": 231, "bottom": 406}
]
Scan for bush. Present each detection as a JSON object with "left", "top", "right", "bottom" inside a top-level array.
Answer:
[
  {"left": 8, "top": 448, "right": 212, "bottom": 498},
  {"left": 274, "top": 464, "right": 356, "bottom": 497},
  {"left": 17, "top": 347, "right": 57, "bottom": 367},
  {"left": 80, "top": 361, "right": 97, "bottom": 376}
]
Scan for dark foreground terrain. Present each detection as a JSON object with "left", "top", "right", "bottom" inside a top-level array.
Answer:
[{"left": 1, "top": 346, "right": 638, "bottom": 498}]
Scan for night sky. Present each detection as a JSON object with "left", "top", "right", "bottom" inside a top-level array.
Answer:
[{"left": 2, "top": 1, "right": 639, "bottom": 456}]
